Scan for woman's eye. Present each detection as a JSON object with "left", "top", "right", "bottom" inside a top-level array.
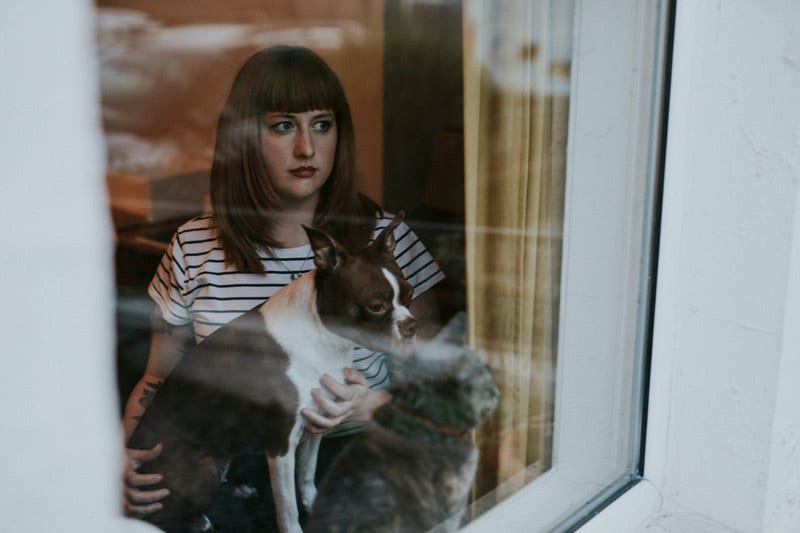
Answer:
[
  {"left": 312, "top": 120, "right": 333, "bottom": 132},
  {"left": 270, "top": 121, "right": 294, "bottom": 132}
]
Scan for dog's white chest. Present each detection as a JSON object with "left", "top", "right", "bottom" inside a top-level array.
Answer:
[
  {"left": 261, "top": 277, "right": 355, "bottom": 414},
  {"left": 286, "top": 345, "right": 352, "bottom": 412}
]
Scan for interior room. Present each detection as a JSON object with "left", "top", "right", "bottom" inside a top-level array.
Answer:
[{"left": 100, "top": 0, "right": 467, "bottom": 415}]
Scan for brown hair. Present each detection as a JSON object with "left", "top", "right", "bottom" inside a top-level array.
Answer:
[{"left": 210, "top": 45, "right": 379, "bottom": 273}]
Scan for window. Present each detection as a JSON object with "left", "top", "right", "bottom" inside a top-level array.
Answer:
[
  {"left": 10, "top": 1, "right": 800, "bottom": 532},
  {"left": 461, "top": 0, "right": 670, "bottom": 530},
  {"left": 98, "top": 0, "right": 670, "bottom": 531}
]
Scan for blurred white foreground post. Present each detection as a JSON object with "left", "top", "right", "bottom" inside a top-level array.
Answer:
[{"left": 0, "top": 1, "right": 156, "bottom": 531}]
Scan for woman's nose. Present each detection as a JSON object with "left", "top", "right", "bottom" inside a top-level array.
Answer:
[{"left": 294, "top": 130, "right": 315, "bottom": 159}]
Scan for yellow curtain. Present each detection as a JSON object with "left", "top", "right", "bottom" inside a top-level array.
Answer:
[{"left": 463, "top": 0, "right": 570, "bottom": 501}]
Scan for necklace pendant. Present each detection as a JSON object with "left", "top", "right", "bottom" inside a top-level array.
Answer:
[{"left": 291, "top": 272, "right": 301, "bottom": 281}]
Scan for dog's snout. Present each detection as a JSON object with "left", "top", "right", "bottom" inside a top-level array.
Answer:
[{"left": 398, "top": 317, "right": 416, "bottom": 338}]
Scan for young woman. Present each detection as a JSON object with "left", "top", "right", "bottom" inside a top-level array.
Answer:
[{"left": 121, "top": 46, "right": 444, "bottom": 531}]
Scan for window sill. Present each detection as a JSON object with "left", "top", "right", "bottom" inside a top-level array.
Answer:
[
  {"left": 578, "top": 481, "right": 743, "bottom": 533},
  {"left": 576, "top": 480, "right": 660, "bottom": 532}
]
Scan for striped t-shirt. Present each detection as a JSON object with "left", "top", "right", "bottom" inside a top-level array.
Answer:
[{"left": 147, "top": 211, "right": 445, "bottom": 391}]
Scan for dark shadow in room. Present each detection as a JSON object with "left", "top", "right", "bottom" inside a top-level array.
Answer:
[{"left": 382, "top": 0, "right": 465, "bottom": 324}]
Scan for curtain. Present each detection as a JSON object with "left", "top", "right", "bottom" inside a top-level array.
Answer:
[{"left": 463, "top": 0, "right": 571, "bottom": 501}]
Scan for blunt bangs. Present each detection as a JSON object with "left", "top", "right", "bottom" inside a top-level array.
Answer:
[{"left": 256, "top": 47, "right": 344, "bottom": 115}]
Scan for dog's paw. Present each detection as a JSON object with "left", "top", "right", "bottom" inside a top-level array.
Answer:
[
  {"left": 299, "top": 482, "right": 318, "bottom": 510},
  {"left": 189, "top": 514, "right": 214, "bottom": 532},
  {"left": 231, "top": 484, "right": 258, "bottom": 499}
]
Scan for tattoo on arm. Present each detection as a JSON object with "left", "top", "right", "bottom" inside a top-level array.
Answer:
[{"left": 137, "top": 380, "right": 164, "bottom": 411}]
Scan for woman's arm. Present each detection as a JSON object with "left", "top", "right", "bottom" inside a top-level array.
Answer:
[
  {"left": 122, "top": 319, "right": 193, "bottom": 440},
  {"left": 122, "top": 309, "right": 193, "bottom": 516}
]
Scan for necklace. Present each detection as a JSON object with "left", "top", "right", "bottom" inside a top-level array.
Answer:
[{"left": 269, "top": 247, "right": 313, "bottom": 281}]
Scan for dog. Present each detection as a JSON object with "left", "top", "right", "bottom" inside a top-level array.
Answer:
[
  {"left": 127, "top": 214, "right": 415, "bottom": 533},
  {"left": 307, "top": 313, "right": 499, "bottom": 533}
]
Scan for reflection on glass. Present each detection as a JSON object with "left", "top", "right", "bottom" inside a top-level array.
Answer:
[
  {"left": 463, "top": 0, "right": 573, "bottom": 512},
  {"left": 96, "top": 0, "right": 385, "bottom": 221},
  {"left": 96, "top": 0, "right": 653, "bottom": 531}
]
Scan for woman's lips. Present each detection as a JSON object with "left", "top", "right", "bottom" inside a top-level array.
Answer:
[{"left": 289, "top": 166, "right": 317, "bottom": 178}]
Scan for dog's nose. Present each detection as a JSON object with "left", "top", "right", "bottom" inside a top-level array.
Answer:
[{"left": 398, "top": 317, "right": 416, "bottom": 338}]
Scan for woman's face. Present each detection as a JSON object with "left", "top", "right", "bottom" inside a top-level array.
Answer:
[{"left": 261, "top": 109, "right": 337, "bottom": 209}]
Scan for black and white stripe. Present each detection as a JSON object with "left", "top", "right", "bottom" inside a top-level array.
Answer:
[{"left": 148, "top": 212, "right": 445, "bottom": 391}]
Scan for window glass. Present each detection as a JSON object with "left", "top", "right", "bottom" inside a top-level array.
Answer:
[
  {"left": 463, "top": 0, "right": 572, "bottom": 504},
  {"left": 462, "top": 0, "right": 669, "bottom": 530},
  {"left": 98, "top": 0, "right": 668, "bottom": 531}
]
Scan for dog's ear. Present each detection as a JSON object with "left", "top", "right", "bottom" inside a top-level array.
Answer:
[
  {"left": 304, "top": 225, "right": 348, "bottom": 273},
  {"left": 371, "top": 211, "right": 405, "bottom": 254}
]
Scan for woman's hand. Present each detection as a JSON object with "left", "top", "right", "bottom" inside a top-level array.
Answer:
[
  {"left": 122, "top": 443, "right": 170, "bottom": 517},
  {"left": 301, "top": 368, "right": 391, "bottom": 433}
]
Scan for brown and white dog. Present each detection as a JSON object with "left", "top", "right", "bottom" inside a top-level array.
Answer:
[{"left": 127, "top": 214, "right": 415, "bottom": 533}]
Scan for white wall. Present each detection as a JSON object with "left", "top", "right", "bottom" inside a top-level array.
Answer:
[
  {"left": 0, "top": 2, "right": 153, "bottom": 531},
  {"left": 582, "top": 0, "right": 800, "bottom": 531}
]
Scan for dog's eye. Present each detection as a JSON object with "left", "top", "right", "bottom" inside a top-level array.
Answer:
[{"left": 366, "top": 301, "right": 388, "bottom": 315}]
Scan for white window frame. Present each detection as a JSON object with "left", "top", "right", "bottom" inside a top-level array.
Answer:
[
  {"left": 471, "top": 1, "right": 800, "bottom": 532},
  {"left": 580, "top": 1, "right": 800, "bottom": 531},
  {"left": 463, "top": 0, "right": 668, "bottom": 529}
]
